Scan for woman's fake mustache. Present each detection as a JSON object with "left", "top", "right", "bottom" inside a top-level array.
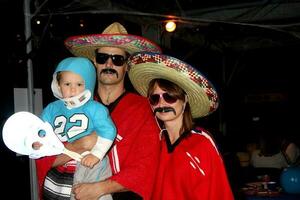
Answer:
[{"left": 154, "top": 107, "right": 176, "bottom": 115}]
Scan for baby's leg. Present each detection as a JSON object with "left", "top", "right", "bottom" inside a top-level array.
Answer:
[{"left": 71, "top": 156, "right": 112, "bottom": 200}]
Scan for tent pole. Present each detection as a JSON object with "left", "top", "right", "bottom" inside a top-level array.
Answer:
[{"left": 24, "top": 0, "right": 38, "bottom": 199}]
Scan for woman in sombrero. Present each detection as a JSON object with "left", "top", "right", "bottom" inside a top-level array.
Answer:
[{"left": 128, "top": 52, "right": 234, "bottom": 200}]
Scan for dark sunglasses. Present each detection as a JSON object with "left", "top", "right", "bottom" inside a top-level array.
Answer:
[
  {"left": 95, "top": 52, "right": 127, "bottom": 66},
  {"left": 149, "top": 93, "right": 178, "bottom": 106}
]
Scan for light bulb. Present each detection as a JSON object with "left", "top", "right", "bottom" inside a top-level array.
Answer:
[{"left": 165, "top": 21, "right": 176, "bottom": 32}]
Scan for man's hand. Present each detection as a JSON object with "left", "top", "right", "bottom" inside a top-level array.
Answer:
[
  {"left": 73, "top": 182, "right": 103, "bottom": 200},
  {"left": 73, "top": 178, "right": 127, "bottom": 199}
]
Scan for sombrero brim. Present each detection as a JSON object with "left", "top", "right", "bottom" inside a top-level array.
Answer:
[
  {"left": 64, "top": 34, "right": 162, "bottom": 60},
  {"left": 128, "top": 52, "right": 219, "bottom": 118}
]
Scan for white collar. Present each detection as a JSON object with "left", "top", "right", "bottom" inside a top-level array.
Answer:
[{"left": 62, "top": 90, "right": 91, "bottom": 109}]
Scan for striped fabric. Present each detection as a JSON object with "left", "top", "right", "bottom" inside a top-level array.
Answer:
[{"left": 43, "top": 163, "right": 75, "bottom": 200}]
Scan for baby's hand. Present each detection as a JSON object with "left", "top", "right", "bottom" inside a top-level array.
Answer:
[
  {"left": 32, "top": 141, "right": 43, "bottom": 150},
  {"left": 81, "top": 153, "right": 100, "bottom": 168}
]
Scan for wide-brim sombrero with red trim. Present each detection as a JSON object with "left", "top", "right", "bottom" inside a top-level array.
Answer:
[
  {"left": 64, "top": 22, "right": 162, "bottom": 60},
  {"left": 128, "top": 52, "right": 219, "bottom": 118}
]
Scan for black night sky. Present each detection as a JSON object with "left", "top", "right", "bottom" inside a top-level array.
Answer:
[{"left": 0, "top": 0, "right": 299, "bottom": 199}]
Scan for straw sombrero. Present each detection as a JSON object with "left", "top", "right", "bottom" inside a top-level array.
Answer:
[
  {"left": 64, "top": 22, "right": 162, "bottom": 60},
  {"left": 128, "top": 52, "right": 219, "bottom": 118}
]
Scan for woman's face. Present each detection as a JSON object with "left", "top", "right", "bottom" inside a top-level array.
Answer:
[{"left": 150, "top": 83, "right": 185, "bottom": 122}]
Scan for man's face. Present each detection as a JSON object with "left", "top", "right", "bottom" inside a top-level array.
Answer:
[{"left": 93, "top": 46, "right": 128, "bottom": 86}]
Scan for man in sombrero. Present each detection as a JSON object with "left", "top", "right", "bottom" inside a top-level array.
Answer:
[
  {"left": 35, "top": 22, "right": 162, "bottom": 200},
  {"left": 127, "top": 52, "right": 234, "bottom": 200}
]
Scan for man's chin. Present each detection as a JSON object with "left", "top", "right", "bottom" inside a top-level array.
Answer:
[
  {"left": 100, "top": 73, "right": 118, "bottom": 79},
  {"left": 99, "top": 78, "right": 118, "bottom": 85}
]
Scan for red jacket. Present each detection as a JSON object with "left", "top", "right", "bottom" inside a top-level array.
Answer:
[
  {"left": 108, "top": 93, "right": 161, "bottom": 199},
  {"left": 152, "top": 128, "right": 234, "bottom": 200}
]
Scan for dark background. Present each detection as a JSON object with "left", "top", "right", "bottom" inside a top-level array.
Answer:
[{"left": 1, "top": 0, "right": 299, "bottom": 199}]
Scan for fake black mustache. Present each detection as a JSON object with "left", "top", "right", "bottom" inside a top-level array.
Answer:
[
  {"left": 100, "top": 68, "right": 119, "bottom": 78},
  {"left": 154, "top": 107, "right": 176, "bottom": 115}
]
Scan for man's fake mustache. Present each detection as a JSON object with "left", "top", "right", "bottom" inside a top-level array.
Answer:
[
  {"left": 100, "top": 68, "right": 119, "bottom": 78},
  {"left": 154, "top": 107, "right": 176, "bottom": 115}
]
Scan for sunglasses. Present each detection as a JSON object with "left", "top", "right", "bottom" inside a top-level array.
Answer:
[
  {"left": 149, "top": 93, "right": 178, "bottom": 106},
  {"left": 95, "top": 52, "right": 127, "bottom": 66}
]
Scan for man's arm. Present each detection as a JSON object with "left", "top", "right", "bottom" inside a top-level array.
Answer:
[{"left": 53, "top": 132, "right": 98, "bottom": 167}]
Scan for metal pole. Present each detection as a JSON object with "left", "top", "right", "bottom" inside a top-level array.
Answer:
[{"left": 24, "top": 0, "right": 39, "bottom": 199}]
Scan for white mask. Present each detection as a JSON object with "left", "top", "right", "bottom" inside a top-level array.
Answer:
[{"left": 2, "top": 111, "right": 65, "bottom": 159}]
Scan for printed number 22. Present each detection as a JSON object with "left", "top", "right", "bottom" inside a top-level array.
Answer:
[{"left": 54, "top": 114, "right": 88, "bottom": 139}]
